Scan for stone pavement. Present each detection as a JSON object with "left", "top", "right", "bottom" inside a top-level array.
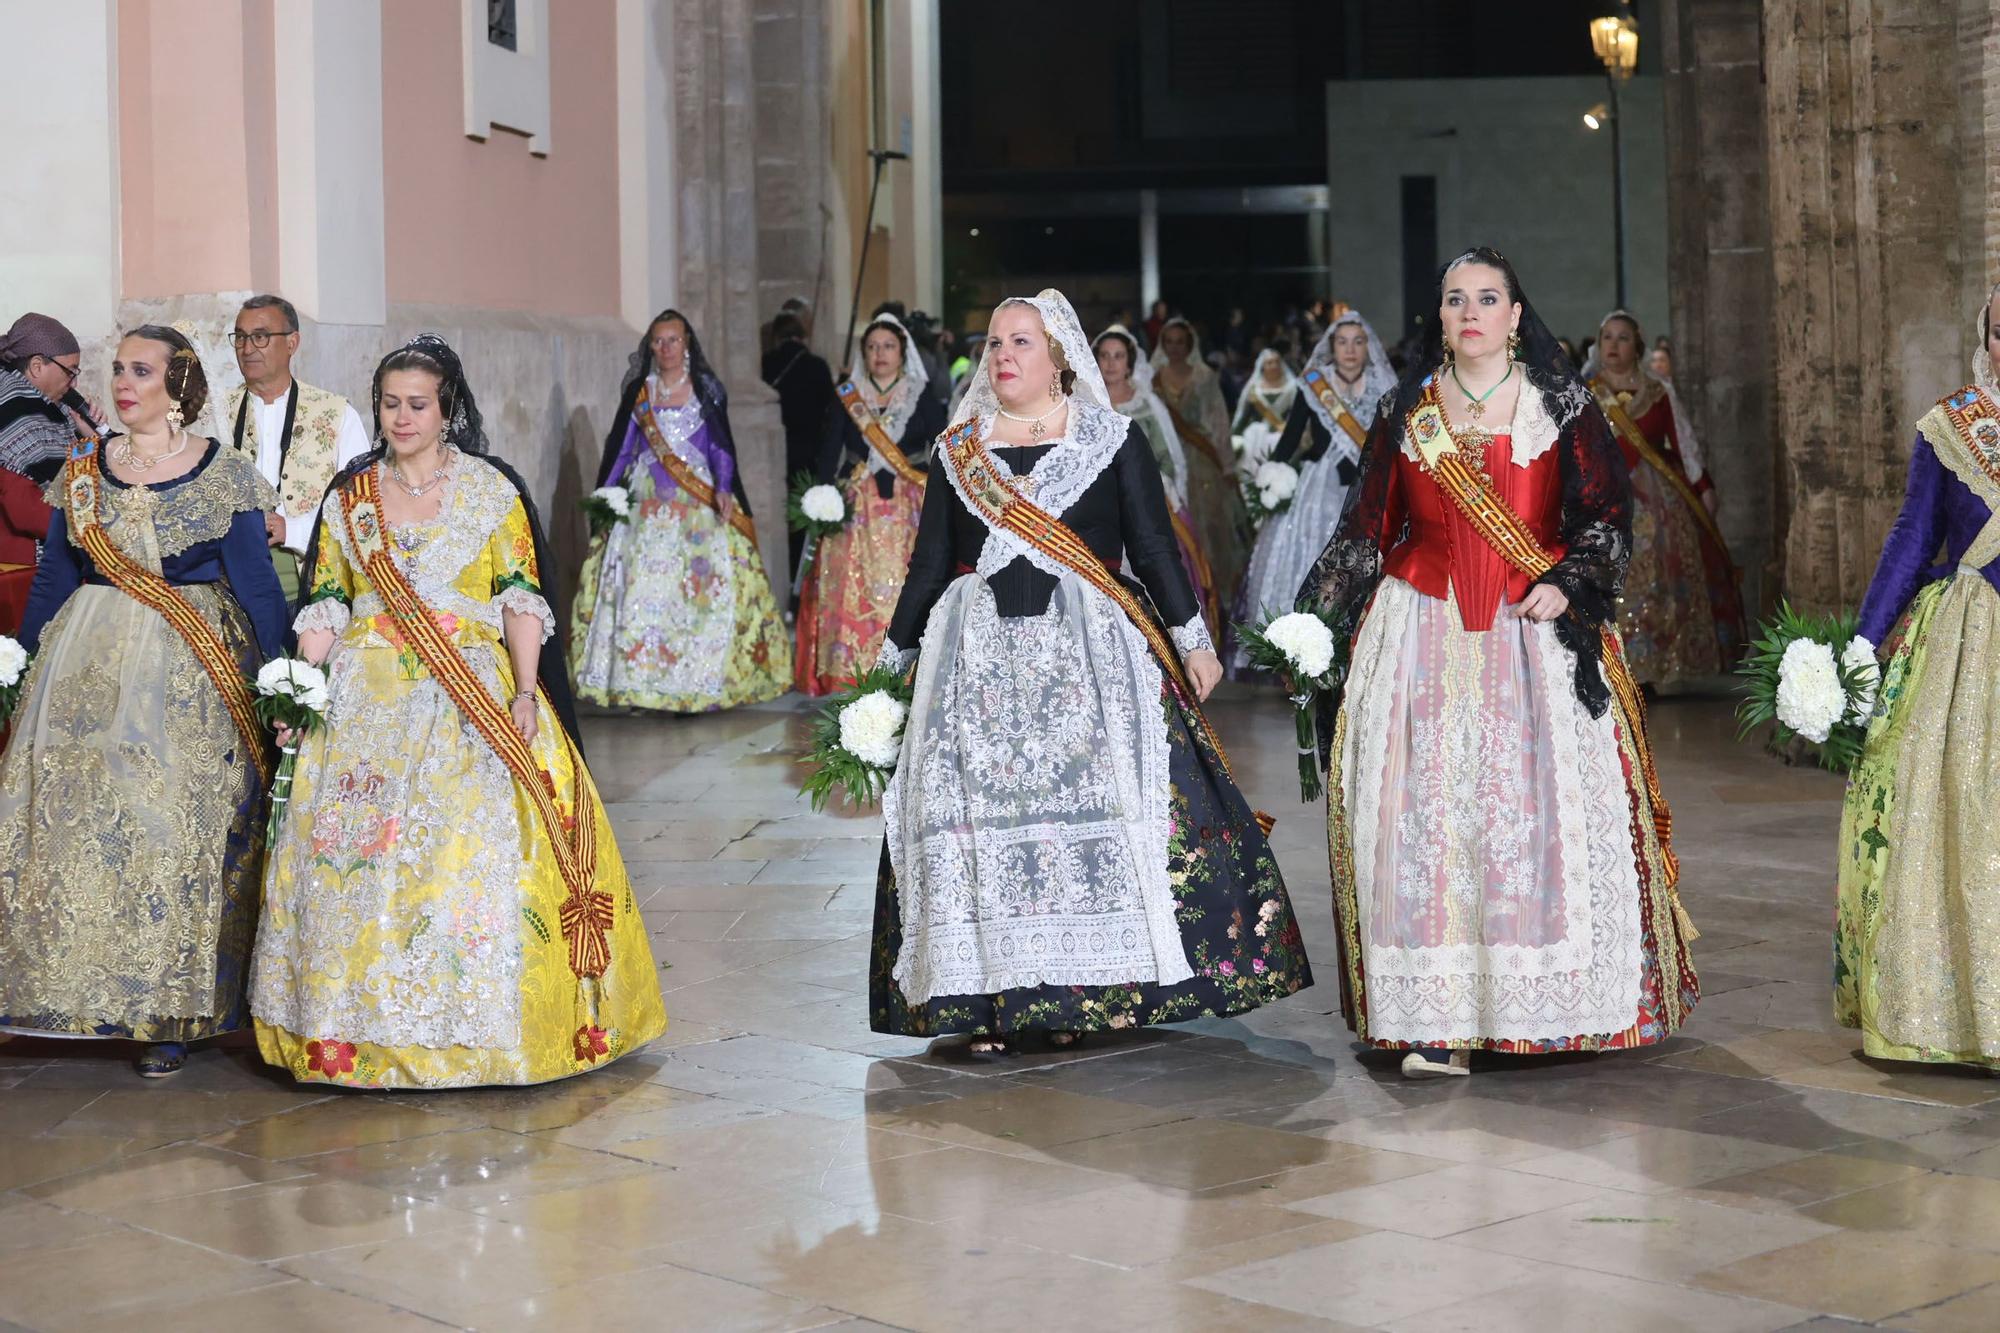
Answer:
[{"left": 2, "top": 690, "right": 1997, "bottom": 1331}]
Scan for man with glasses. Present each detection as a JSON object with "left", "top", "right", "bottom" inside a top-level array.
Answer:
[{"left": 222, "top": 294, "right": 369, "bottom": 600}]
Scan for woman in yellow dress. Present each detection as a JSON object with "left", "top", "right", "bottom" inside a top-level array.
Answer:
[{"left": 250, "top": 335, "right": 665, "bottom": 1088}]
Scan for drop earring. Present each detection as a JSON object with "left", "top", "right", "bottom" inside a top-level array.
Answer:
[
  {"left": 1049, "top": 373, "right": 1062, "bottom": 402},
  {"left": 1507, "top": 328, "right": 1522, "bottom": 360},
  {"left": 166, "top": 402, "right": 184, "bottom": 432}
]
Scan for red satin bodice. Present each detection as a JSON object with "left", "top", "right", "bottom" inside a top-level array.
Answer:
[{"left": 1377, "top": 434, "right": 1566, "bottom": 631}]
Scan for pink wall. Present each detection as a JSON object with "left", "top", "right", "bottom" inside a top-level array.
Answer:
[
  {"left": 381, "top": 2, "right": 622, "bottom": 318},
  {"left": 119, "top": 1, "right": 275, "bottom": 299}
]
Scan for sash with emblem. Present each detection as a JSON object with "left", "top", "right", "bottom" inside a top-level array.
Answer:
[
  {"left": 942, "top": 420, "right": 1272, "bottom": 832},
  {"left": 634, "top": 381, "right": 758, "bottom": 543},
  {"left": 62, "top": 433, "right": 272, "bottom": 785},
  {"left": 1301, "top": 369, "right": 1369, "bottom": 450},
  {"left": 1243, "top": 390, "right": 1288, "bottom": 433},
  {"left": 1402, "top": 379, "right": 1688, "bottom": 928},
  {"left": 834, "top": 380, "right": 926, "bottom": 488},
  {"left": 337, "top": 467, "right": 615, "bottom": 981},
  {"left": 1588, "top": 377, "right": 1736, "bottom": 570}
]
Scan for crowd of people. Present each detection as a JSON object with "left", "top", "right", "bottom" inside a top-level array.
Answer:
[{"left": 1, "top": 250, "right": 1991, "bottom": 1088}]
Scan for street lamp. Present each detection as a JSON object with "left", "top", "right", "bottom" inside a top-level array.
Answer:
[{"left": 1590, "top": 9, "right": 1638, "bottom": 308}]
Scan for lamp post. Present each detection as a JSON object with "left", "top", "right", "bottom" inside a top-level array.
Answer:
[{"left": 1590, "top": 10, "right": 1639, "bottom": 309}]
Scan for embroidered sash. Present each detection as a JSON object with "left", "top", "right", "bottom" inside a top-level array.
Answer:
[
  {"left": 1302, "top": 369, "right": 1369, "bottom": 449},
  {"left": 1589, "top": 379, "right": 1735, "bottom": 567},
  {"left": 339, "top": 468, "right": 614, "bottom": 979},
  {"left": 63, "top": 434, "right": 272, "bottom": 784},
  {"left": 944, "top": 421, "right": 1269, "bottom": 828},
  {"left": 634, "top": 382, "right": 758, "bottom": 543},
  {"left": 1404, "top": 383, "right": 1684, "bottom": 906},
  {"left": 835, "top": 380, "right": 926, "bottom": 488},
  {"left": 1245, "top": 390, "right": 1288, "bottom": 433},
  {"left": 1921, "top": 386, "right": 2000, "bottom": 500},
  {"left": 1158, "top": 396, "right": 1228, "bottom": 471}
]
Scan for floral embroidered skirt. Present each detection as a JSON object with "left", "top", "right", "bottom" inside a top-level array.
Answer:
[
  {"left": 1327, "top": 578, "right": 1696, "bottom": 1053},
  {"left": 570, "top": 462, "right": 791, "bottom": 712},
  {"left": 1836, "top": 573, "right": 2000, "bottom": 1068},
  {"left": 868, "top": 577, "right": 1311, "bottom": 1037},
  {"left": 0, "top": 586, "right": 263, "bottom": 1041},
  {"left": 1619, "top": 464, "right": 1743, "bottom": 687},
  {"left": 250, "top": 631, "right": 666, "bottom": 1088},
  {"left": 795, "top": 471, "right": 922, "bottom": 696}
]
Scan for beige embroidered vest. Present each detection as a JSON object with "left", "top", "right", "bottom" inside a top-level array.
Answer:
[{"left": 225, "top": 379, "right": 349, "bottom": 517}]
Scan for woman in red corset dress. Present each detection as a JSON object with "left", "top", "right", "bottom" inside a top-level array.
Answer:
[
  {"left": 0, "top": 467, "right": 49, "bottom": 635},
  {"left": 1584, "top": 310, "right": 1745, "bottom": 686},
  {"left": 1299, "top": 248, "right": 1698, "bottom": 1079}
]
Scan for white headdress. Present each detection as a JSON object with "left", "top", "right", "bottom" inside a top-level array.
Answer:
[
  {"left": 170, "top": 316, "right": 243, "bottom": 439},
  {"left": 950, "top": 288, "right": 1108, "bottom": 428},
  {"left": 1148, "top": 316, "right": 1219, "bottom": 386},
  {"left": 852, "top": 310, "right": 930, "bottom": 446},
  {"left": 1302, "top": 308, "right": 1395, "bottom": 434},
  {"left": 1094, "top": 323, "right": 1190, "bottom": 508},
  {"left": 1250, "top": 347, "right": 1298, "bottom": 394}
]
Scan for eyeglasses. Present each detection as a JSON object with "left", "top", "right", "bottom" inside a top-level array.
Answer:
[
  {"left": 229, "top": 329, "right": 291, "bottom": 348},
  {"left": 38, "top": 357, "right": 79, "bottom": 384}
]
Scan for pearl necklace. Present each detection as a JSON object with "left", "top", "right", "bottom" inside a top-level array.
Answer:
[
  {"left": 997, "top": 398, "right": 1067, "bottom": 441},
  {"left": 112, "top": 429, "right": 190, "bottom": 472}
]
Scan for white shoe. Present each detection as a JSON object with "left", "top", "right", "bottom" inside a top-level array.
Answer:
[{"left": 1401, "top": 1050, "right": 1471, "bottom": 1079}]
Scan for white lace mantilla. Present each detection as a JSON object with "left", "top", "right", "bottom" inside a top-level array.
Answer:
[
  {"left": 1396, "top": 373, "right": 1586, "bottom": 468},
  {"left": 885, "top": 573, "right": 1189, "bottom": 1004},
  {"left": 942, "top": 401, "right": 1130, "bottom": 581}
]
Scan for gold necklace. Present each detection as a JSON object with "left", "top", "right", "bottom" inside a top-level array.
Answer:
[{"left": 112, "top": 429, "right": 190, "bottom": 472}]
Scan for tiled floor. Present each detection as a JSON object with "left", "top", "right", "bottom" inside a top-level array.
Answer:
[{"left": 4, "top": 689, "right": 1997, "bottom": 1331}]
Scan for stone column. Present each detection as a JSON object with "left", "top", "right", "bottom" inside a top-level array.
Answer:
[
  {"left": 1659, "top": 0, "right": 1775, "bottom": 614},
  {"left": 674, "top": 0, "right": 789, "bottom": 585},
  {"left": 1956, "top": 0, "right": 2000, "bottom": 351},
  {"left": 1761, "top": 0, "right": 1967, "bottom": 610}
]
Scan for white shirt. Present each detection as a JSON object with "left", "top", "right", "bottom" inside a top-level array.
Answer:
[{"left": 246, "top": 384, "right": 372, "bottom": 553}]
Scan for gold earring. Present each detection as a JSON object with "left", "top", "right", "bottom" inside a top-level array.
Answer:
[
  {"left": 1507, "top": 329, "right": 1522, "bottom": 360},
  {"left": 1049, "top": 372, "right": 1062, "bottom": 402},
  {"left": 1440, "top": 341, "right": 1454, "bottom": 370},
  {"left": 166, "top": 403, "right": 185, "bottom": 432}
]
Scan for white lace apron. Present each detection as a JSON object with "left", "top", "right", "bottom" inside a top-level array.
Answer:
[{"left": 884, "top": 405, "right": 1193, "bottom": 1004}]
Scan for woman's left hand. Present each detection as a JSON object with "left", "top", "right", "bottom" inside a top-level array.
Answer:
[
  {"left": 1514, "top": 584, "right": 1570, "bottom": 623},
  {"left": 1186, "top": 648, "right": 1223, "bottom": 702},
  {"left": 510, "top": 694, "right": 538, "bottom": 743}
]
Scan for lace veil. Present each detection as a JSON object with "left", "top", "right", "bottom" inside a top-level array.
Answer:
[
  {"left": 854, "top": 311, "right": 930, "bottom": 445},
  {"left": 1301, "top": 309, "right": 1396, "bottom": 434},
  {"left": 951, "top": 289, "right": 1109, "bottom": 430}
]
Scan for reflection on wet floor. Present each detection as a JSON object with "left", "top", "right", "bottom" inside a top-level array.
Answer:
[{"left": 2, "top": 691, "right": 1995, "bottom": 1331}]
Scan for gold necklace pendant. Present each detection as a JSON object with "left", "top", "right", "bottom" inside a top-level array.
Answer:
[{"left": 1465, "top": 397, "right": 1487, "bottom": 421}]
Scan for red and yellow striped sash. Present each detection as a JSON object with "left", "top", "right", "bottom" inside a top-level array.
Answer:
[
  {"left": 835, "top": 380, "right": 926, "bottom": 489},
  {"left": 634, "top": 383, "right": 758, "bottom": 543},
  {"left": 1245, "top": 390, "right": 1287, "bottom": 433},
  {"left": 1408, "top": 382, "right": 1681, "bottom": 895},
  {"left": 1589, "top": 378, "right": 1735, "bottom": 567},
  {"left": 340, "top": 468, "right": 614, "bottom": 978},
  {"left": 1301, "top": 370, "right": 1369, "bottom": 449},
  {"left": 64, "top": 436, "right": 271, "bottom": 785},
  {"left": 944, "top": 421, "right": 1271, "bottom": 831}
]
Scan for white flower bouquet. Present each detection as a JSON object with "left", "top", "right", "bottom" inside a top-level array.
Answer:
[
  {"left": 0, "top": 634, "right": 31, "bottom": 729},
  {"left": 1234, "top": 421, "right": 1279, "bottom": 469},
  {"left": 1243, "top": 459, "right": 1300, "bottom": 527},
  {"left": 787, "top": 472, "right": 849, "bottom": 541},
  {"left": 1234, "top": 608, "right": 1340, "bottom": 801},
  {"left": 1736, "top": 603, "right": 1878, "bottom": 774},
  {"left": 579, "top": 485, "right": 632, "bottom": 539},
  {"left": 252, "top": 657, "right": 331, "bottom": 843},
  {"left": 800, "top": 664, "right": 913, "bottom": 811}
]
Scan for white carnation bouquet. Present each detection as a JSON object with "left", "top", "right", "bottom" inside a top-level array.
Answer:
[
  {"left": 252, "top": 657, "right": 331, "bottom": 843},
  {"left": 787, "top": 471, "right": 849, "bottom": 541},
  {"left": 800, "top": 664, "right": 914, "bottom": 811},
  {"left": 0, "top": 634, "right": 31, "bottom": 730},
  {"left": 1736, "top": 602, "right": 1878, "bottom": 774},
  {"left": 1234, "top": 421, "right": 1279, "bottom": 469},
  {"left": 1243, "top": 459, "right": 1300, "bottom": 527},
  {"left": 579, "top": 485, "right": 632, "bottom": 539},
  {"left": 1234, "top": 608, "right": 1341, "bottom": 801}
]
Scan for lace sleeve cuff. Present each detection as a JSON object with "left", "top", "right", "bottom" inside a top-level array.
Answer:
[
  {"left": 493, "top": 585, "right": 556, "bottom": 644},
  {"left": 292, "top": 598, "right": 351, "bottom": 638},
  {"left": 1169, "top": 614, "right": 1215, "bottom": 659},
  {"left": 875, "top": 638, "right": 917, "bottom": 674}
]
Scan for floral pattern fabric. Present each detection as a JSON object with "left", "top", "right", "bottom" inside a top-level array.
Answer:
[{"left": 250, "top": 457, "right": 667, "bottom": 1089}]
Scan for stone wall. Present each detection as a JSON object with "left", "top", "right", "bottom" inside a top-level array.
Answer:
[
  {"left": 1762, "top": 0, "right": 1968, "bottom": 611},
  {"left": 1660, "top": 0, "right": 1775, "bottom": 615}
]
